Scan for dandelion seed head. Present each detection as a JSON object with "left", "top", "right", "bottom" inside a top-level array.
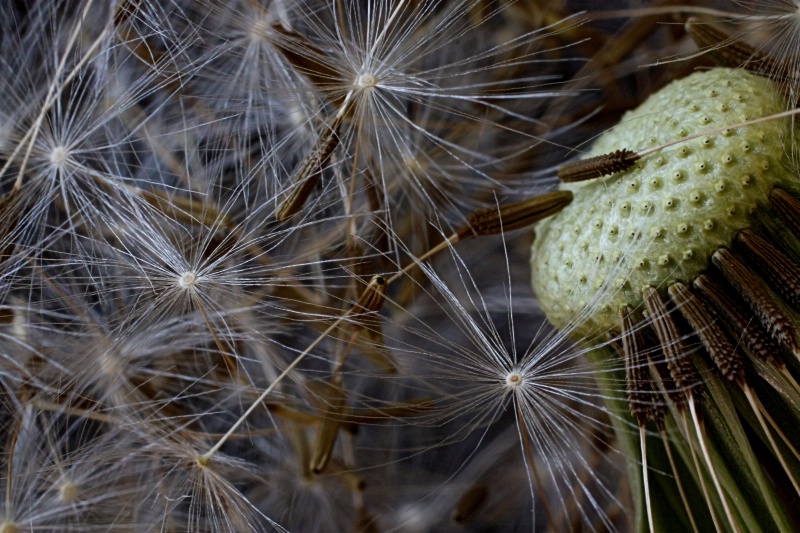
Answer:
[{"left": 0, "top": 2, "right": 674, "bottom": 531}]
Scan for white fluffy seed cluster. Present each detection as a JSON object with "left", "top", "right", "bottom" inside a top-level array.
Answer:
[{"left": 531, "top": 68, "right": 797, "bottom": 336}]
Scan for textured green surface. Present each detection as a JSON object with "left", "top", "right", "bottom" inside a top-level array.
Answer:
[{"left": 531, "top": 68, "right": 796, "bottom": 336}]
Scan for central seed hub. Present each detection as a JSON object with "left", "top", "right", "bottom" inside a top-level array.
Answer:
[
  {"left": 506, "top": 371, "right": 523, "bottom": 388},
  {"left": 356, "top": 72, "right": 378, "bottom": 89},
  {"left": 50, "top": 146, "right": 69, "bottom": 166},
  {"left": 179, "top": 271, "right": 198, "bottom": 288}
]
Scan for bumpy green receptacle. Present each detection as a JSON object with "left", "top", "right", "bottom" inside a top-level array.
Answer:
[{"left": 531, "top": 68, "right": 795, "bottom": 337}]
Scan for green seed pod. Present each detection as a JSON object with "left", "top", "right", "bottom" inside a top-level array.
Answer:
[{"left": 531, "top": 68, "right": 797, "bottom": 337}]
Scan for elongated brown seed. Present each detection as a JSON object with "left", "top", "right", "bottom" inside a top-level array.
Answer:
[
  {"left": 643, "top": 287, "right": 701, "bottom": 394},
  {"left": 277, "top": 117, "right": 343, "bottom": 221},
  {"left": 620, "top": 306, "right": 662, "bottom": 425},
  {"left": 693, "top": 273, "right": 780, "bottom": 366},
  {"left": 311, "top": 384, "right": 347, "bottom": 474},
  {"left": 712, "top": 248, "right": 800, "bottom": 355},
  {"left": 557, "top": 149, "right": 640, "bottom": 183},
  {"left": 668, "top": 282, "right": 744, "bottom": 383},
  {"left": 685, "top": 17, "right": 787, "bottom": 80},
  {"left": 770, "top": 188, "right": 800, "bottom": 238},
  {"left": 353, "top": 275, "right": 386, "bottom": 315},
  {"left": 648, "top": 347, "right": 689, "bottom": 408},
  {"left": 735, "top": 229, "right": 800, "bottom": 311},
  {"left": 350, "top": 275, "right": 387, "bottom": 355},
  {"left": 459, "top": 190, "right": 573, "bottom": 239}
]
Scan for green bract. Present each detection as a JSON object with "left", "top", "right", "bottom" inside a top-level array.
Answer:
[{"left": 531, "top": 68, "right": 797, "bottom": 336}]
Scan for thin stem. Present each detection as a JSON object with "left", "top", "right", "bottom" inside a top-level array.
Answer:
[
  {"left": 659, "top": 428, "right": 700, "bottom": 533},
  {"left": 637, "top": 107, "right": 800, "bottom": 160},
  {"left": 199, "top": 318, "right": 340, "bottom": 464},
  {"left": 743, "top": 386, "right": 800, "bottom": 496},
  {"left": 515, "top": 400, "right": 559, "bottom": 532},
  {"left": 688, "top": 399, "right": 740, "bottom": 533},
  {"left": 386, "top": 233, "right": 459, "bottom": 285},
  {"left": 200, "top": 275, "right": 383, "bottom": 462},
  {"left": 640, "top": 426, "right": 653, "bottom": 533},
  {"left": 680, "top": 411, "right": 722, "bottom": 533}
]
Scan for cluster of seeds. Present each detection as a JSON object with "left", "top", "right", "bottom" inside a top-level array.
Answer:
[
  {"left": 532, "top": 68, "right": 796, "bottom": 335},
  {"left": 532, "top": 67, "right": 800, "bottom": 532}
]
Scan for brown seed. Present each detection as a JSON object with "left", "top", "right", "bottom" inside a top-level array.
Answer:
[
  {"left": 693, "top": 274, "right": 780, "bottom": 366},
  {"left": 770, "top": 188, "right": 800, "bottom": 239},
  {"left": 685, "top": 17, "right": 788, "bottom": 81},
  {"left": 642, "top": 287, "right": 700, "bottom": 394},
  {"left": 345, "top": 275, "right": 388, "bottom": 360},
  {"left": 353, "top": 275, "right": 386, "bottom": 315},
  {"left": 557, "top": 149, "right": 640, "bottom": 183},
  {"left": 668, "top": 282, "right": 744, "bottom": 383},
  {"left": 277, "top": 117, "right": 343, "bottom": 221},
  {"left": 310, "top": 384, "right": 347, "bottom": 474},
  {"left": 735, "top": 229, "right": 800, "bottom": 311},
  {"left": 460, "top": 190, "right": 573, "bottom": 239},
  {"left": 712, "top": 248, "right": 800, "bottom": 356},
  {"left": 619, "top": 306, "right": 662, "bottom": 425}
]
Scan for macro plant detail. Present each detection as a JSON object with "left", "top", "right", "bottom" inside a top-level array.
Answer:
[
  {"left": 2, "top": 0, "right": 800, "bottom": 532},
  {"left": 533, "top": 67, "right": 800, "bottom": 531},
  {"left": 532, "top": 68, "right": 795, "bottom": 334}
]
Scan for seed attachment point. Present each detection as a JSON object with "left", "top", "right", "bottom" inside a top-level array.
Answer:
[
  {"left": 49, "top": 145, "right": 69, "bottom": 167},
  {"left": 58, "top": 480, "right": 80, "bottom": 502},
  {"left": 178, "top": 271, "right": 199, "bottom": 289},
  {"left": 506, "top": 371, "right": 523, "bottom": 388},
  {"left": 355, "top": 72, "right": 378, "bottom": 89}
]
